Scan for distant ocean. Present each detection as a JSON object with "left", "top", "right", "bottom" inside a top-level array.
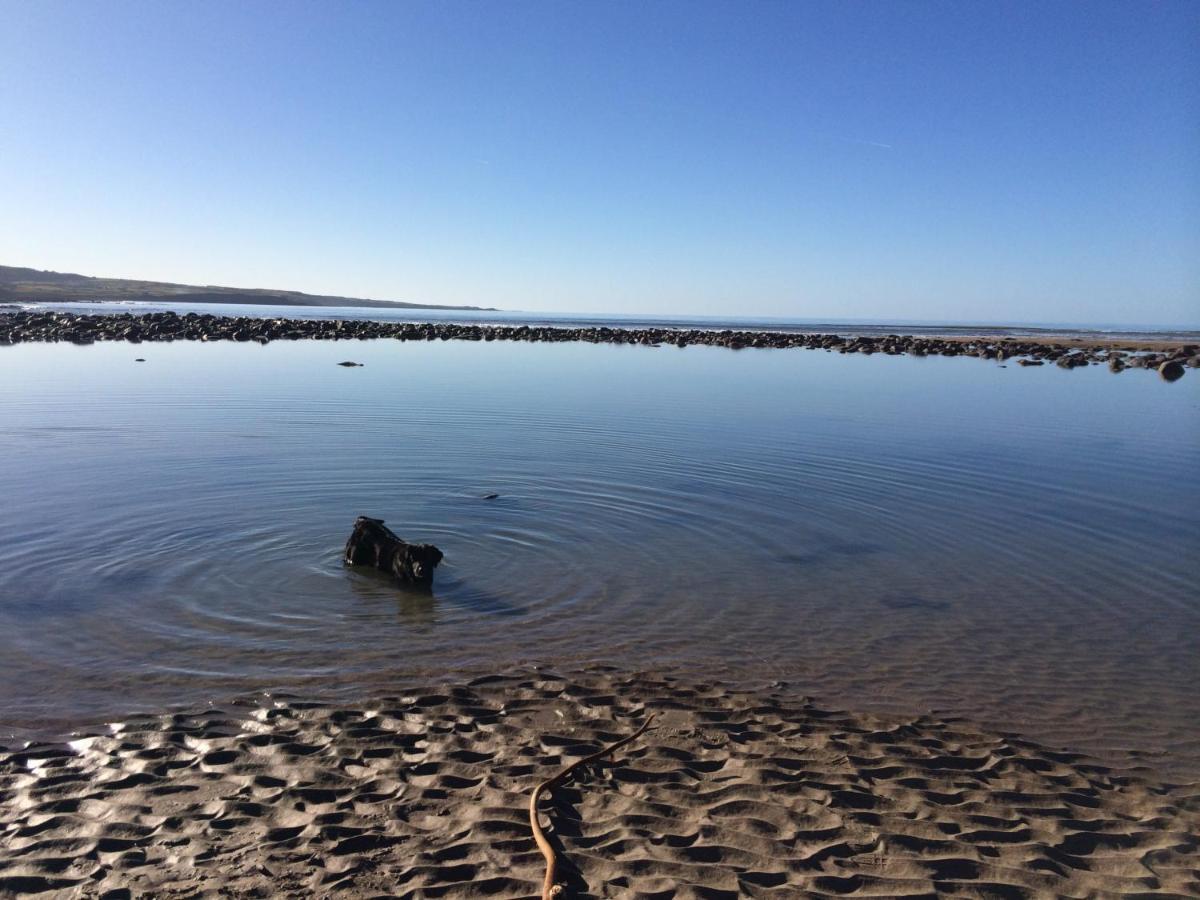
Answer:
[{"left": 9, "top": 298, "right": 1200, "bottom": 343}]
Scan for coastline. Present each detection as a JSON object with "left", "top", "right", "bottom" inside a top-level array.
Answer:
[
  {"left": 0, "top": 265, "right": 495, "bottom": 312},
  {"left": 2, "top": 310, "right": 1197, "bottom": 376},
  {"left": 2, "top": 666, "right": 1196, "bottom": 897}
]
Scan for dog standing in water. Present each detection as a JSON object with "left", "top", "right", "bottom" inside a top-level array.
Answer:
[{"left": 344, "top": 516, "right": 443, "bottom": 589}]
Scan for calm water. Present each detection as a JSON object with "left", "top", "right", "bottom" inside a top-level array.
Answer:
[{"left": 1, "top": 339, "right": 1197, "bottom": 776}]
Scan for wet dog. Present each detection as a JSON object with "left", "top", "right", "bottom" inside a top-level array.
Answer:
[{"left": 344, "top": 516, "right": 443, "bottom": 589}]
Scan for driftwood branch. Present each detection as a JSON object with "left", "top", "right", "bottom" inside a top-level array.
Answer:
[{"left": 528, "top": 715, "right": 655, "bottom": 899}]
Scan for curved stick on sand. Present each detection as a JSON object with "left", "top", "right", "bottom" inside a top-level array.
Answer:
[{"left": 528, "top": 714, "right": 655, "bottom": 899}]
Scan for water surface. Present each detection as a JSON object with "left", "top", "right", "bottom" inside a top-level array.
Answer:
[{"left": 1, "top": 339, "right": 1197, "bottom": 776}]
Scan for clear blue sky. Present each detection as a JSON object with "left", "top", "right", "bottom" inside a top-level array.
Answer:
[{"left": 2, "top": 1, "right": 1196, "bottom": 324}]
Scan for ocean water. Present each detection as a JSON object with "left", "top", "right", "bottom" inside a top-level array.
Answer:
[{"left": 1, "top": 337, "right": 1197, "bottom": 776}]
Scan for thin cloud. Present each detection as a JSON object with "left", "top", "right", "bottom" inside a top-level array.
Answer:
[{"left": 842, "top": 137, "right": 893, "bottom": 150}]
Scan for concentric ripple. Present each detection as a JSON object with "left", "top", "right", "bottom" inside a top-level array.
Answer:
[{"left": 0, "top": 338, "right": 1197, "bottom": 777}]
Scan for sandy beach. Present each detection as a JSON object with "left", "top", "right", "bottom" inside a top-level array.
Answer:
[
  {"left": 2, "top": 666, "right": 1196, "bottom": 898},
  {"left": 5, "top": 0, "right": 1198, "bottom": 896}
]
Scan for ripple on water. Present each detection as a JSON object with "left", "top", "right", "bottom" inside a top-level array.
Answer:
[{"left": 0, "top": 339, "right": 1197, "bottom": 776}]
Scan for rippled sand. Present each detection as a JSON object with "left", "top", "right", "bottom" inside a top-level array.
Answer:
[{"left": 2, "top": 667, "right": 1196, "bottom": 898}]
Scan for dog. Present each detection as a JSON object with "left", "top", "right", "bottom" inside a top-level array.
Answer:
[{"left": 344, "top": 516, "right": 443, "bottom": 589}]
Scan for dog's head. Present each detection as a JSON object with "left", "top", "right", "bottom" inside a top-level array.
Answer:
[{"left": 394, "top": 543, "right": 444, "bottom": 586}]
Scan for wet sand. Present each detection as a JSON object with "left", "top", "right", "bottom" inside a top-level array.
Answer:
[{"left": 2, "top": 667, "right": 1196, "bottom": 898}]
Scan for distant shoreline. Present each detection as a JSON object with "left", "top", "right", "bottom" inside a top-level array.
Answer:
[
  {"left": 3, "top": 294, "right": 498, "bottom": 311},
  {"left": 0, "top": 264, "right": 496, "bottom": 312}
]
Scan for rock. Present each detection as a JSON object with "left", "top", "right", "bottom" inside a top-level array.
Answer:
[
  {"left": 343, "top": 517, "right": 443, "bottom": 589},
  {"left": 1158, "top": 360, "right": 1185, "bottom": 382},
  {"left": 0, "top": 309, "right": 1192, "bottom": 382},
  {"left": 135, "top": 358, "right": 146, "bottom": 362},
  {"left": 1108, "top": 358, "right": 1125, "bottom": 373}
]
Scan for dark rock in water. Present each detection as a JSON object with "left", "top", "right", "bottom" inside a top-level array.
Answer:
[
  {"left": 337, "top": 361, "right": 363, "bottom": 367},
  {"left": 134, "top": 358, "right": 146, "bottom": 362},
  {"left": 1108, "top": 357, "right": 1125, "bottom": 373},
  {"left": 1158, "top": 360, "right": 1185, "bottom": 382},
  {"left": 1018, "top": 359, "right": 1044, "bottom": 366},
  {"left": 344, "top": 516, "right": 443, "bottom": 589}
]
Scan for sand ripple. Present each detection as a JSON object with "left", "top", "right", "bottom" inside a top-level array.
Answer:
[{"left": 1, "top": 668, "right": 1197, "bottom": 898}]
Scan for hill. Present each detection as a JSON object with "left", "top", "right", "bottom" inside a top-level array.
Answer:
[{"left": 0, "top": 265, "right": 494, "bottom": 310}]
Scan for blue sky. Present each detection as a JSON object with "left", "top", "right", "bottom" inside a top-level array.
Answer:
[{"left": 1, "top": 1, "right": 1196, "bottom": 323}]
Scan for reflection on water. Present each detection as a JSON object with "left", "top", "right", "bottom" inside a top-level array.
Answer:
[{"left": 0, "top": 339, "right": 1197, "bottom": 776}]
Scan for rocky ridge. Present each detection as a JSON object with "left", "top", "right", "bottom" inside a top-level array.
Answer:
[{"left": 1, "top": 311, "right": 1196, "bottom": 378}]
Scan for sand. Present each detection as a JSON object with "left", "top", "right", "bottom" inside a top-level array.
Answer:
[{"left": 1, "top": 666, "right": 1197, "bottom": 898}]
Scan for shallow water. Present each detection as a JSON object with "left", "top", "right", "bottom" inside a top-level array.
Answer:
[{"left": 1, "top": 340, "right": 1197, "bottom": 776}]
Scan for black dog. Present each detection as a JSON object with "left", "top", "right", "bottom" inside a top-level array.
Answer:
[{"left": 344, "top": 516, "right": 443, "bottom": 589}]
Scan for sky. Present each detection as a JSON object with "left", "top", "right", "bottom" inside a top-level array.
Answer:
[{"left": 1, "top": 1, "right": 1196, "bottom": 324}]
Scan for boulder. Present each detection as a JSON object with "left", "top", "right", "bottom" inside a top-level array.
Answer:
[{"left": 344, "top": 517, "right": 443, "bottom": 589}]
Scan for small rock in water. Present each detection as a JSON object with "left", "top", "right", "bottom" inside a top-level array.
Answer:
[
  {"left": 881, "top": 593, "right": 949, "bottom": 611},
  {"left": 134, "top": 358, "right": 146, "bottom": 362},
  {"left": 337, "top": 361, "right": 363, "bottom": 367}
]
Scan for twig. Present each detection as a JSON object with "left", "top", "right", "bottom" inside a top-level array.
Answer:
[{"left": 528, "top": 715, "right": 655, "bottom": 899}]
